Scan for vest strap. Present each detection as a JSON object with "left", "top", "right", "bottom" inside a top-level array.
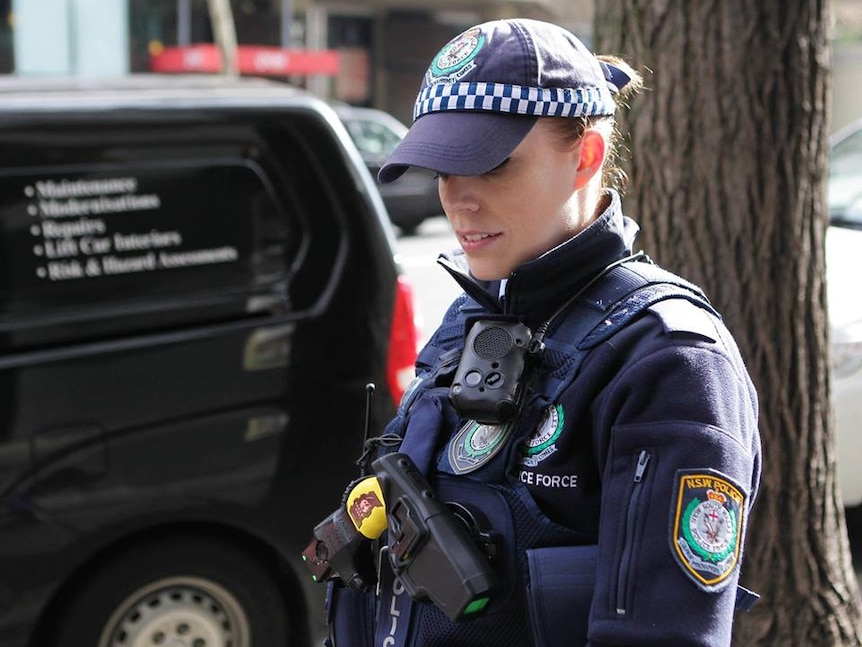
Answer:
[{"left": 375, "top": 547, "right": 414, "bottom": 647}]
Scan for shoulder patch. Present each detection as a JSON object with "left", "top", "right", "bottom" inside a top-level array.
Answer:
[
  {"left": 648, "top": 298, "right": 718, "bottom": 342},
  {"left": 669, "top": 469, "right": 746, "bottom": 591}
]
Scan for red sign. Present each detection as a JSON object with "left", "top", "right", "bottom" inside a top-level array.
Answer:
[{"left": 150, "top": 45, "right": 340, "bottom": 77}]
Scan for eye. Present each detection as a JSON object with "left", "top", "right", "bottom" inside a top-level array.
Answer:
[{"left": 485, "top": 157, "right": 511, "bottom": 175}]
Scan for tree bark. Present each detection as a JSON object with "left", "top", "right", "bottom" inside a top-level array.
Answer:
[{"left": 594, "top": 1, "right": 862, "bottom": 644}]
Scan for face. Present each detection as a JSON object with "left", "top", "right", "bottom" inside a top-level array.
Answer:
[{"left": 437, "top": 119, "right": 600, "bottom": 281}]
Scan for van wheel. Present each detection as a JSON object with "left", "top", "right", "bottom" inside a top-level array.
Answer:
[{"left": 47, "top": 536, "right": 290, "bottom": 647}]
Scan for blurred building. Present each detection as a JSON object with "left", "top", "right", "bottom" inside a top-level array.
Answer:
[
  {"left": 304, "top": 0, "right": 594, "bottom": 122},
  {"left": 1, "top": 0, "right": 859, "bottom": 130},
  {"left": 0, "top": 0, "right": 589, "bottom": 125}
]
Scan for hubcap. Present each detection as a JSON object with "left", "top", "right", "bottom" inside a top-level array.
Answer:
[{"left": 98, "top": 576, "right": 250, "bottom": 647}]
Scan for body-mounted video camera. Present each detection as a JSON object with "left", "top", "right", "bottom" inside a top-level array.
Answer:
[{"left": 449, "top": 319, "right": 537, "bottom": 424}]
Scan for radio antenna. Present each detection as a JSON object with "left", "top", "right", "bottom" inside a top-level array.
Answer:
[
  {"left": 363, "top": 383, "right": 375, "bottom": 442},
  {"left": 357, "top": 383, "right": 375, "bottom": 475}
]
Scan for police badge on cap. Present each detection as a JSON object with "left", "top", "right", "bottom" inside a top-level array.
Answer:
[{"left": 378, "top": 18, "right": 630, "bottom": 184}]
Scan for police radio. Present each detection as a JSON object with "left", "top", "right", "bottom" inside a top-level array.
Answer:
[{"left": 449, "top": 319, "right": 538, "bottom": 424}]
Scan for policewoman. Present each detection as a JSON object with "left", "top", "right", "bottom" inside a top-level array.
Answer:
[{"left": 327, "top": 18, "right": 762, "bottom": 647}]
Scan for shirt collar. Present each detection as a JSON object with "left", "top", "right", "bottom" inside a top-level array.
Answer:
[{"left": 438, "top": 190, "right": 639, "bottom": 326}]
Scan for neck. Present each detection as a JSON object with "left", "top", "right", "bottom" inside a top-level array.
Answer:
[{"left": 570, "top": 182, "right": 607, "bottom": 233}]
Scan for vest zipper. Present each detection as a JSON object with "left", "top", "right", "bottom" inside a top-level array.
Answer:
[{"left": 615, "top": 449, "right": 651, "bottom": 616}]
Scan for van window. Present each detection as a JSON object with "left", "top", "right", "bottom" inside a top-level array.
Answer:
[{"left": 0, "top": 159, "right": 291, "bottom": 351}]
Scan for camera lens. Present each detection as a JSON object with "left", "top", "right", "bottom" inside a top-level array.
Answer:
[{"left": 464, "top": 369, "right": 483, "bottom": 387}]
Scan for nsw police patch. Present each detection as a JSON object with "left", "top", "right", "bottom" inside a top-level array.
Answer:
[
  {"left": 519, "top": 404, "right": 564, "bottom": 467},
  {"left": 428, "top": 27, "right": 485, "bottom": 83},
  {"left": 448, "top": 420, "right": 510, "bottom": 474},
  {"left": 670, "top": 469, "right": 746, "bottom": 591}
]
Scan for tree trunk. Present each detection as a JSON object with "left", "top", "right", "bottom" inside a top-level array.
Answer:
[{"left": 594, "top": 2, "right": 862, "bottom": 644}]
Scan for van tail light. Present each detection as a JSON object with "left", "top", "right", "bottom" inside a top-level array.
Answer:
[{"left": 387, "top": 274, "right": 421, "bottom": 406}]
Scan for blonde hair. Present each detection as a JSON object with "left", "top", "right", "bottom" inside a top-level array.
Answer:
[{"left": 548, "top": 55, "right": 644, "bottom": 192}]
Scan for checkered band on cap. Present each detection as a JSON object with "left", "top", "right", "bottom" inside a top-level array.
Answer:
[{"left": 413, "top": 81, "right": 616, "bottom": 121}]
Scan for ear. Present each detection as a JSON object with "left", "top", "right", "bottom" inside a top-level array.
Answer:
[{"left": 573, "top": 129, "right": 606, "bottom": 190}]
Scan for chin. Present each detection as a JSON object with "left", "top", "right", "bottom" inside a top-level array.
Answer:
[{"left": 468, "top": 264, "right": 509, "bottom": 282}]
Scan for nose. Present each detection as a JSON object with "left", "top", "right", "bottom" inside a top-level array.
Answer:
[{"left": 439, "top": 175, "right": 480, "bottom": 215}]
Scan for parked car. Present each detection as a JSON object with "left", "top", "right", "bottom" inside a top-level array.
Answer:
[
  {"left": 333, "top": 104, "right": 442, "bottom": 235},
  {"left": 827, "top": 118, "right": 862, "bottom": 507},
  {"left": 0, "top": 75, "right": 419, "bottom": 647}
]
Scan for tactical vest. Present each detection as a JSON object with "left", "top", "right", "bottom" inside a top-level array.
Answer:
[{"left": 325, "top": 258, "right": 737, "bottom": 647}]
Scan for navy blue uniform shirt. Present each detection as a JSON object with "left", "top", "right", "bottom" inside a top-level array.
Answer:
[{"left": 421, "top": 190, "right": 762, "bottom": 646}]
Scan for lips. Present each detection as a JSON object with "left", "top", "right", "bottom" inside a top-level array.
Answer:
[{"left": 458, "top": 230, "right": 501, "bottom": 251}]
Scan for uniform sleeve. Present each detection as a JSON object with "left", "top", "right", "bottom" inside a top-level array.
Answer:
[{"left": 584, "top": 308, "right": 761, "bottom": 647}]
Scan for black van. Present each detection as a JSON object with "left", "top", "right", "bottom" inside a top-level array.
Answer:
[{"left": 0, "top": 76, "right": 419, "bottom": 647}]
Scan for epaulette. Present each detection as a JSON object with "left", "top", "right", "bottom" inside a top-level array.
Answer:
[{"left": 647, "top": 298, "right": 719, "bottom": 342}]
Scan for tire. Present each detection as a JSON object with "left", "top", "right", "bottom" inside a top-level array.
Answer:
[{"left": 46, "top": 535, "right": 290, "bottom": 647}]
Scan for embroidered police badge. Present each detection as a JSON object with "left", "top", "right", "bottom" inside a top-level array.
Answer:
[
  {"left": 428, "top": 27, "right": 485, "bottom": 84},
  {"left": 519, "top": 404, "right": 564, "bottom": 467},
  {"left": 670, "top": 469, "right": 746, "bottom": 591},
  {"left": 448, "top": 420, "right": 510, "bottom": 474}
]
